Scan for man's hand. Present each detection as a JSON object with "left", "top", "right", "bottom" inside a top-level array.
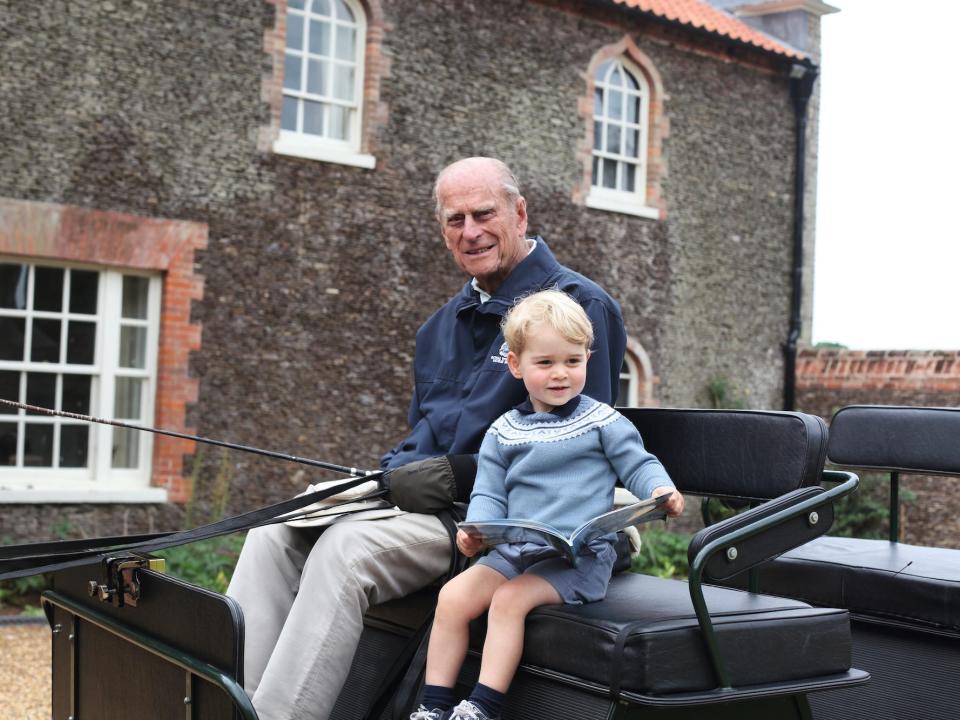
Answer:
[
  {"left": 652, "top": 485, "right": 685, "bottom": 517},
  {"left": 456, "top": 529, "right": 485, "bottom": 557}
]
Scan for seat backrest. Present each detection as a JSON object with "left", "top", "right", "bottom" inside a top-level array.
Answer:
[
  {"left": 828, "top": 405, "right": 960, "bottom": 476},
  {"left": 618, "top": 408, "right": 828, "bottom": 501}
]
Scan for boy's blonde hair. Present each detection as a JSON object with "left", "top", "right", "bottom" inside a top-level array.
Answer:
[{"left": 502, "top": 289, "right": 594, "bottom": 355}]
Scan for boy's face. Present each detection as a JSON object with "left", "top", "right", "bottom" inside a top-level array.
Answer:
[{"left": 507, "top": 324, "right": 590, "bottom": 413}]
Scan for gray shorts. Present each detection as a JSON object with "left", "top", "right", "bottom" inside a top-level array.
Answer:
[{"left": 476, "top": 539, "right": 617, "bottom": 604}]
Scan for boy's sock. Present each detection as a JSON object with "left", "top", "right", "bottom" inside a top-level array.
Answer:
[
  {"left": 421, "top": 684, "right": 455, "bottom": 712},
  {"left": 467, "top": 683, "right": 506, "bottom": 718}
]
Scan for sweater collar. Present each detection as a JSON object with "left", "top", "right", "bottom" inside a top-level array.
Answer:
[
  {"left": 454, "top": 237, "right": 560, "bottom": 317},
  {"left": 514, "top": 394, "right": 583, "bottom": 418}
]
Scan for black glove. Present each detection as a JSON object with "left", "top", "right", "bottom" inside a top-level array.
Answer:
[{"left": 382, "top": 454, "right": 477, "bottom": 514}]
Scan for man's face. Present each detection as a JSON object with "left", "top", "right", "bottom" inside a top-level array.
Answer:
[{"left": 436, "top": 164, "right": 529, "bottom": 294}]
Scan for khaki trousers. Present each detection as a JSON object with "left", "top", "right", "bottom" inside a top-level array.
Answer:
[{"left": 227, "top": 512, "right": 451, "bottom": 720}]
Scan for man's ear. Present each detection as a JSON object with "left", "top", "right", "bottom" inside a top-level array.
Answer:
[{"left": 507, "top": 351, "right": 523, "bottom": 379}]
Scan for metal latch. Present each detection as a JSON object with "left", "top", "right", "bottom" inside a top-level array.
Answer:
[{"left": 87, "top": 555, "right": 166, "bottom": 608}]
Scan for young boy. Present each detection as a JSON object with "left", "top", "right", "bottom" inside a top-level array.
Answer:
[{"left": 411, "top": 290, "right": 684, "bottom": 720}]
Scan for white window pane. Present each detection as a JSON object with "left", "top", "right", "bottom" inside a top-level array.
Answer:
[
  {"left": 602, "top": 159, "right": 617, "bottom": 189},
  {"left": 611, "top": 66, "right": 623, "bottom": 87},
  {"left": 332, "top": 64, "right": 354, "bottom": 101},
  {"left": 608, "top": 90, "right": 622, "bottom": 120},
  {"left": 289, "top": 0, "right": 305, "bottom": 9},
  {"left": 281, "top": 96, "right": 299, "bottom": 130},
  {"left": 114, "top": 377, "right": 142, "bottom": 419},
  {"left": 34, "top": 267, "right": 64, "bottom": 311},
  {"left": 335, "top": 24, "right": 356, "bottom": 61},
  {"left": 62, "top": 374, "right": 92, "bottom": 414},
  {"left": 119, "top": 326, "right": 147, "bottom": 369},
  {"left": 0, "top": 422, "right": 15, "bottom": 465},
  {"left": 60, "top": 425, "right": 89, "bottom": 468},
  {"left": 303, "top": 100, "right": 325, "bottom": 135},
  {"left": 606, "top": 124, "right": 621, "bottom": 154},
  {"left": 286, "top": 12, "right": 304, "bottom": 50},
  {"left": 0, "top": 263, "right": 28, "bottom": 309},
  {"left": 328, "top": 105, "right": 350, "bottom": 140},
  {"left": 591, "top": 156, "right": 600, "bottom": 186},
  {"left": 308, "top": 18, "right": 330, "bottom": 55},
  {"left": 627, "top": 96, "right": 640, "bottom": 124},
  {"left": 593, "top": 121, "right": 602, "bottom": 151},
  {"left": 335, "top": 0, "right": 354, "bottom": 21},
  {"left": 69, "top": 270, "right": 98, "bottom": 314},
  {"left": 624, "top": 69, "right": 639, "bottom": 90},
  {"left": 0, "top": 371, "right": 17, "bottom": 409},
  {"left": 112, "top": 427, "right": 139, "bottom": 468},
  {"left": 30, "top": 318, "right": 61, "bottom": 362},
  {"left": 26, "top": 372, "right": 55, "bottom": 413},
  {"left": 66, "top": 320, "right": 96, "bottom": 364},
  {"left": 624, "top": 163, "right": 637, "bottom": 192},
  {"left": 311, "top": 0, "right": 330, "bottom": 15},
  {"left": 625, "top": 127, "right": 638, "bottom": 158},
  {"left": 594, "top": 88, "right": 602, "bottom": 116},
  {"left": 0, "top": 318, "right": 25, "bottom": 360},
  {"left": 306, "top": 58, "right": 328, "bottom": 95},
  {"left": 594, "top": 60, "right": 611, "bottom": 80},
  {"left": 24, "top": 424, "right": 53, "bottom": 466},
  {"left": 122, "top": 276, "right": 149, "bottom": 319},
  {"left": 284, "top": 53, "right": 303, "bottom": 91}
]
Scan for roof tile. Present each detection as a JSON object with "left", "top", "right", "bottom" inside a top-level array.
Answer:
[{"left": 610, "top": 0, "right": 803, "bottom": 58}]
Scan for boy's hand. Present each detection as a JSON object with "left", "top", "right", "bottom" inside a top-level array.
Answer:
[
  {"left": 652, "top": 485, "right": 685, "bottom": 517},
  {"left": 456, "top": 529, "right": 485, "bottom": 557}
]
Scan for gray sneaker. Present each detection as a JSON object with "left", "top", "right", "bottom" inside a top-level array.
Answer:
[
  {"left": 447, "top": 700, "right": 499, "bottom": 720},
  {"left": 409, "top": 705, "right": 445, "bottom": 720}
]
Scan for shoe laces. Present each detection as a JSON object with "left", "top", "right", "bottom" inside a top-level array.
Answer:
[
  {"left": 448, "top": 700, "right": 488, "bottom": 720},
  {"left": 409, "top": 705, "right": 443, "bottom": 720}
]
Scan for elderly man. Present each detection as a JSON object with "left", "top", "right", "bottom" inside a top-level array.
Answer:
[{"left": 227, "top": 157, "right": 627, "bottom": 720}]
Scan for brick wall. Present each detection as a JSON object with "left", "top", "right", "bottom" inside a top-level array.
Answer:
[{"left": 797, "top": 348, "right": 960, "bottom": 547}]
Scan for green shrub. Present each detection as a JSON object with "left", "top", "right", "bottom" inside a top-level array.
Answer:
[
  {"left": 155, "top": 533, "right": 245, "bottom": 594},
  {"left": 631, "top": 527, "right": 691, "bottom": 579},
  {"left": 829, "top": 471, "right": 913, "bottom": 540}
]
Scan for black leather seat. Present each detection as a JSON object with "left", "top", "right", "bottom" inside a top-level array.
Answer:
[
  {"left": 735, "top": 405, "right": 960, "bottom": 719},
  {"left": 453, "top": 408, "right": 868, "bottom": 707}
]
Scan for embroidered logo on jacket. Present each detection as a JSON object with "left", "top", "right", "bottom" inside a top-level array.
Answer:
[{"left": 490, "top": 341, "right": 510, "bottom": 365}]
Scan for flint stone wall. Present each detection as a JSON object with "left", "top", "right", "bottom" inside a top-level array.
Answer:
[{"left": 0, "top": 0, "right": 798, "bottom": 539}]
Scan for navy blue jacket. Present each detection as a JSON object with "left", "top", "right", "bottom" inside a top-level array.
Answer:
[{"left": 382, "top": 239, "right": 627, "bottom": 470}]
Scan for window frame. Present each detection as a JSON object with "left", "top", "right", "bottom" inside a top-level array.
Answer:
[
  {"left": 586, "top": 57, "right": 658, "bottom": 219},
  {"left": 0, "top": 259, "right": 164, "bottom": 501},
  {"left": 272, "top": 0, "right": 376, "bottom": 169}
]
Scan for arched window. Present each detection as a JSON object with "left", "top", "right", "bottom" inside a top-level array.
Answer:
[
  {"left": 273, "top": 0, "right": 376, "bottom": 168},
  {"left": 617, "top": 339, "right": 655, "bottom": 408},
  {"left": 590, "top": 58, "right": 649, "bottom": 209},
  {"left": 577, "top": 40, "right": 666, "bottom": 220}
]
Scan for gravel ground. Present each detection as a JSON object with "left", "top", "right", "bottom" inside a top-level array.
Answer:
[{"left": 0, "top": 620, "right": 50, "bottom": 720}]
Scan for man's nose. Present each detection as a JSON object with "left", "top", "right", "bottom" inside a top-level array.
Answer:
[{"left": 463, "top": 215, "right": 484, "bottom": 240}]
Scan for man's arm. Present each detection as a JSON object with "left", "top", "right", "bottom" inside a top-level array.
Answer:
[{"left": 581, "top": 300, "right": 627, "bottom": 405}]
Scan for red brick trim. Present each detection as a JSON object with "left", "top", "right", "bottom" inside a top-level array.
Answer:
[
  {"left": 797, "top": 349, "right": 960, "bottom": 393},
  {"left": 259, "top": 0, "right": 390, "bottom": 156},
  {"left": 573, "top": 36, "right": 669, "bottom": 219},
  {"left": 0, "top": 197, "right": 207, "bottom": 502}
]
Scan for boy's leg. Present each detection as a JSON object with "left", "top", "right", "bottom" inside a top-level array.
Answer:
[
  {"left": 478, "top": 574, "right": 561, "bottom": 692},
  {"left": 425, "top": 564, "right": 507, "bottom": 688}
]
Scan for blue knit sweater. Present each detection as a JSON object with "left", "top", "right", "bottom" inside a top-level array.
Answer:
[{"left": 465, "top": 395, "right": 674, "bottom": 538}]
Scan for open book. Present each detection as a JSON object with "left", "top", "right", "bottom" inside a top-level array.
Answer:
[{"left": 458, "top": 492, "right": 672, "bottom": 566}]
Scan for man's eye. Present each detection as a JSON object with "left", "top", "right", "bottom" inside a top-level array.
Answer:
[
  {"left": 448, "top": 217, "right": 464, "bottom": 227},
  {"left": 474, "top": 210, "right": 494, "bottom": 221}
]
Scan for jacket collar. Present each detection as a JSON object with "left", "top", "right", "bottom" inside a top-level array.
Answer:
[
  {"left": 514, "top": 394, "right": 583, "bottom": 418},
  {"left": 454, "top": 237, "right": 560, "bottom": 317}
]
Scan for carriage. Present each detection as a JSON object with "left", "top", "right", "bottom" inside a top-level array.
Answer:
[{"left": 11, "top": 404, "right": 960, "bottom": 719}]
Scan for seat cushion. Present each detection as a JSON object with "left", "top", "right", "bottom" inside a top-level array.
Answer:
[
  {"left": 750, "top": 536, "right": 960, "bottom": 633},
  {"left": 469, "top": 572, "right": 852, "bottom": 695}
]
